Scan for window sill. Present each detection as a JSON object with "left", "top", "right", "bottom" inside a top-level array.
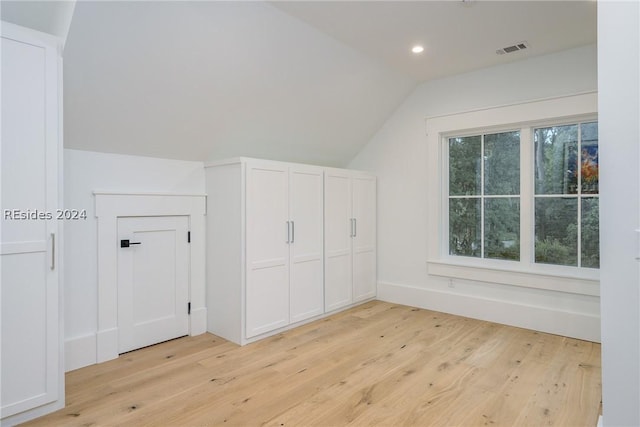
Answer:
[{"left": 426, "top": 259, "right": 599, "bottom": 297}]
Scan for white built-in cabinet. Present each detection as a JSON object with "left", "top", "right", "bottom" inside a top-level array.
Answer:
[
  {"left": 324, "top": 169, "right": 377, "bottom": 312},
  {"left": 206, "top": 158, "right": 375, "bottom": 345},
  {"left": 245, "top": 161, "right": 324, "bottom": 338},
  {"left": 1, "top": 22, "right": 64, "bottom": 425}
]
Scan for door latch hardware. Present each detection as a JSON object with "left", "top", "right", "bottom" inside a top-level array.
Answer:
[{"left": 120, "top": 239, "right": 142, "bottom": 248}]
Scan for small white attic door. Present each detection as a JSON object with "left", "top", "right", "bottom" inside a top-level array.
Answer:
[{"left": 117, "top": 215, "right": 190, "bottom": 353}]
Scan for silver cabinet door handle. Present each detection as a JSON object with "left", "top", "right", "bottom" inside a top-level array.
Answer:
[
  {"left": 286, "top": 221, "right": 290, "bottom": 243},
  {"left": 50, "top": 233, "right": 55, "bottom": 270},
  {"left": 353, "top": 218, "right": 357, "bottom": 238},
  {"left": 291, "top": 221, "right": 295, "bottom": 244}
]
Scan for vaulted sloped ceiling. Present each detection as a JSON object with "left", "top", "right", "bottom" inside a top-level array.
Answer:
[
  {"left": 3, "top": 1, "right": 596, "bottom": 167},
  {"left": 62, "top": 1, "right": 416, "bottom": 166}
]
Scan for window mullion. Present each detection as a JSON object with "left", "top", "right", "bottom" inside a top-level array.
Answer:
[
  {"left": 480, "top": 134, "right": 485, "bottom": 259},
  {"left": 443, "top": 137, "right": 449, "bottom": 258},
  {"left": 577, "top": 124, "right": 582, "bottom": 268},
  {"left": 520, "top": 127, "right": 533, "bottom": 266}
]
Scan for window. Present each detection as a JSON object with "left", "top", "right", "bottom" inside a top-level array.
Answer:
[
  {"left": 445, "top": 120, "right": 599, "bottom": 270},
  {"left": 534, "top": 122, "right": 599, "bottom": 268},
  {"left": 427, "top": 93, "right": 598, "bottom": 291},
  {"left": 448, "top": 131, "right": 520, "bottom": 261}
]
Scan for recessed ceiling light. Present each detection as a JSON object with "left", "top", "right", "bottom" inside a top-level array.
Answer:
[{"left": 412, "top": 45, "right": 424, "bottom": 54}]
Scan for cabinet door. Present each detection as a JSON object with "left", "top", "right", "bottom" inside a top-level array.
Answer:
[
  {"left": 289, "top": 166, "right": 324, "bottom": 323},
  {"left": 1, "top": 25, "right": 61, "bottom": 419},
  {"left": 352, "top": 175, "right": 377, "bottom": 302},
  {"left": 245, "top": 163, "right": 290, "bottom": 338},
  {"left": 324, "top": 172, "right": 353, "bottom": 312}
]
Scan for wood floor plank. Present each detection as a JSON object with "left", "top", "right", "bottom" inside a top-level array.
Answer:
[{"left": 21, "top": 301, "right": 601, "bottom": 427}]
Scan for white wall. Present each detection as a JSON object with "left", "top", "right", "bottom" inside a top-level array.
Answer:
[
  {"left": 63, "top": 149, "right": 205, "bottom": 370},
  {"left": 598, "top": 1, "right": 640, "bottom": 425},
  {"left": 349, "top": 45, "right": 600, "bottom": 340}
]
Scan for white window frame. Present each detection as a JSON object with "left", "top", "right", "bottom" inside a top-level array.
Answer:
[
  {"left": 443, "top": 128, "right": 522, "bottom": 261},
  {"left": 531, "top": 120, "right": 600, "bottom": 269},
  {"left": 426, "top": 92, "right": 599, "bottom": 296}
]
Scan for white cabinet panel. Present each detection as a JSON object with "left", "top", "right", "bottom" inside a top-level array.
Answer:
[
  {"left": 325, "top": 251, "right": 353, "bottom": 312},
  {"left": 1, "top": 34, "right": 47, "bottom": 244},
  {"left": 246, "top": 163, "right": 290, "bottom": 337},
  {"left": 246, "top": 265, "right": 290, "bottom": 337},
  {"left": 324, "top": 170, "right": 376, "bottom": 310},
  {"left": 246, "top": 165, "right": 289, "bottom": 267},
  {"left": 1, "top": 253, "right": 51, "bottom": 411},
  {"left": 289, "top": 167, "right": 324, "bottom": 323},
  {"left": 353, "top": 250, "right": 377, "bottom": 303},
  {"left": 1, "top": 22, "right": 63, "bottom": 425},
  {"left": 352, "top": 175, "right": 377, "bottom": 302},
  {"left": 324, "top": 172, "right": 353, "bottom": 311}
]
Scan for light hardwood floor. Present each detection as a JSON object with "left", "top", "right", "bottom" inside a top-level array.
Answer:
[{"left": 24, "top": 301, "right": 601, "bottom": 426}]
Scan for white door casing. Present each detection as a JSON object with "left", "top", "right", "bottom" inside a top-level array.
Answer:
[
  {"left": 117, "top": 216, "right": 190, "bottom": 354},
  {"left": 95, "top": 193, "right": 206, "bottom": 364}
]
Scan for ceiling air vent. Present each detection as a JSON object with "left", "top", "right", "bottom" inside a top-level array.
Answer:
[{"left": 496, "top": 41, "right": 529, "bottom": 55}]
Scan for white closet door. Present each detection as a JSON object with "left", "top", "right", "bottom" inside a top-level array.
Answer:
[
  {"left": 117, "top": 216, "right": 190, "bottom": 354},
  {"left": 324, "top": 172, "right": 353, "bottom": 312},
  {"left": 289, "top": 166, "right": 324, "bottom": 323},
  {"left": 1, "top": 25, "right": 61, "bottom": 418},
  {"left": 352, "top": 175, "right": 377, "bottom": 302},
  {"left": 245, "top": 163, "right": 290, "bottom": 338}
]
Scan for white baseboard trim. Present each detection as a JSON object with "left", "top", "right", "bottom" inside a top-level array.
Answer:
[
  {"left": 0, "top": 399, "right": 65, "bottom": 427},
  {"left": 378, "top": 281, "right": 601, "bottom": 342},
  {"left": 67, "top": 309, "right": 208, "bottom": 373},
  {"left": 65, "top": 333, "right": 97, "bottom": 372},
  {"left": 190, "top": 307, "right": 207, "bottom": 336},
  {"left": 597, "top": 415, "right": 602, "bottom": 427}
]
